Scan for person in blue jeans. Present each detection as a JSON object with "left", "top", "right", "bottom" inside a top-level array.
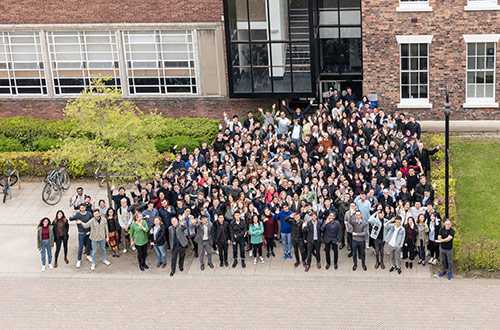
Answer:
[
  {"left": 275, "top": 204, "right": 292, "bottom": 259},
  {"left": 151, "top": 217, "right": 167, "bottom": 268},
  {"left": 69, "top": 203, "right": 93, "bottom": 269},
  {"left": 37, "top": 217, "right": 54, "bottom": 272}
]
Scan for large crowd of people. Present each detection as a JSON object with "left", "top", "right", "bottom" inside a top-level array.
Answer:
[{"left": 36, "top": 88, "right": 455, "bottom": 280}]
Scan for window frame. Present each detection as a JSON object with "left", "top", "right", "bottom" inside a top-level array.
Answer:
[
  {"left": 396, "top": 0, "right": 433, "bottom": 12},
  {"left": 463, "top": 34, "right": 499, "bottom": 109},
  {"left": 464, "top": 0, "right": 500, "bottom": 11},
  {"left": 396, "top": 35, "right": 433, "bottom": 109}
]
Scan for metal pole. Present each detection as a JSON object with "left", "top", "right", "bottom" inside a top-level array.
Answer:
[{"left": 444, "top": 91, "right": 450, "bottom": 220}]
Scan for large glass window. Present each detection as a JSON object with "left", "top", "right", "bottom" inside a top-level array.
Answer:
[
  {"left": 123, "top": 30, "right": 197, "bottom": 95},
  {"left": 48, "top": 31, "right": 120, "bottom": 95},
  {"left": 0, "top": 32, "right": 47, "bottom": 96},
  {"left": 466, "top": 42, "right": 496, "bottom": 101},
  {"left": 318, "top": 0, "right": 362, "bottom": 76},
  {"left": 225, "top": 0, "right": 313, "bottom": 95},
  {"left": 400, "top": 43, "right": 428, "bottom": 100}
]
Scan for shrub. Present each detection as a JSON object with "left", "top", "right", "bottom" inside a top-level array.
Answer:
[
  {"left": 32, "top": 137, "right": 62, "bottom": 152},
  {"left": 0, "top": 137, "right": 24, "bottom": 152},
  {"left": 155, "top": 136, "right": 201, "bottom": 153}
]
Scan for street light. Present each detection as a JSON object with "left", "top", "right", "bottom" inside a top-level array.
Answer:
[{"left": 444, "top": 89, "right": 451, "bottom": 220}]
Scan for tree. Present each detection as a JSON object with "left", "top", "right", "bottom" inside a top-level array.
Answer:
[{"left": 52, "top": 80, "right": 160, "bottom": 206}]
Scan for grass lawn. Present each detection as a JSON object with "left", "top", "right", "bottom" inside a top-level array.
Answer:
[{"left": 452, "top": 138, "right": 500, "bottom": 253}]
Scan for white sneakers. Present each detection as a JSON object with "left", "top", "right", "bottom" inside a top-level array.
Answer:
[
  {"left": 253, "top": 258, "right": 257, "bottom": 265},
  {"left": 249, "top": 250, "right": 253, "bottom": 257},
  {"left": 48, "top": 263, "right": 53, "bottom": 269},
  {"left": 103, "top": 260, "right": 111, "bottom": 266},
  {"left": 41, "top": 265, "right": 46, "bottom": 272},
  {"left": 131, "top": 246, "right": 136, "bottom": 252},
  {"left": 86, "top": 255, "right": 93, "bottom": 262},
  {"left": 122, "top": 249, "right": 127, "bottom": 254},
  {"left": 76, "top": 260, "right": 81, "bottom": 268},
  {"left": 259, "top": 256, "right": 265, "bottom": 263},
  {"left": 90, "top": 264, "right": 96, "bottom": 271}
]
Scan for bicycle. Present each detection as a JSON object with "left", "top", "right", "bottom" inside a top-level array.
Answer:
[
  {"left": 42, "top": 165, "right": 71, "bottom": 205},
  {"left": 0, "top": 161, "right": 20, "bottom": 203}
]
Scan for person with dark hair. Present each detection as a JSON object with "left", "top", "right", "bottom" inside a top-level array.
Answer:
[
  {"left": 78, "top": 209, "right": 111, "bottom": 271},
  {"left": 151, "top": 216, "right": 167, "bottom": 268},
  {"left": 321, "top": 212, "right": 341, "bottom": 270},
  {"left": 193, "top": 215, "right": 214, "bottom": 271},
  {"left": 169, "top": 217, "right": 188, "bottom": 277},
  {"left": 368, "top": 209, "right": 387, "bottom": 270},
  {"left": 249, "top": 214, "right": 265, "bottom": 265},
  {"left": 230, "top": 210, "right": 247, "bottom": 268},
  {"left": 436, "top": 220, "right": 455, "bottom": 280},
  {"left": 385, "top": 216, "right": 405, "bottom": 274},
  {"left": 106, "top": 208, "right": 120, "bottom": 258},
  {"left": 37, "top": 217, "right": 54, "bottom": 272},
  {"left": 212, "top": 214, "right": 230, "bottom": 267},
  {"left": 287, "top": 212, "right": 306, "bottom": 268},
  {"left": 402, "top": 217, "right": 418, "bottom": 269},
  {"left": 303, "top": 212, "right": 322, "bottom": 272},
  {"left": 349, "top": 211, "right": 367, "bottom": 271},
  {"left": 262, "top": 208, "right": 278, "bottom": 258},
  {"left": 69, "top": 203, "right": 93, "bottom": 269},
  {"left": 52, "top": 210, "right": 69, "bottom": 268}
]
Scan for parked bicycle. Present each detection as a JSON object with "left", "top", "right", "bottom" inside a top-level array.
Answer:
[
  {"left": 0, "top": 161, "right": 20, "bottom": 203},
  {"left": 42, "top": 165, "right": 71, "bottom": 205}
]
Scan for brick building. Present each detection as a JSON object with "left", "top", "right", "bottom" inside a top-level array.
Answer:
[{"left": 0, "top": 0, "right": 498, "bottom": 119}]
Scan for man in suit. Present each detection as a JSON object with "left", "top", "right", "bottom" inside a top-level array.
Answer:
[
  {"left": 193, "top": 215, "right": 214, "bottom": 271},
  {"left": 321, "top": 211, "right": 341, "bottom": 270},
  {"left": 168, "top": 217, "right": 188, "bottom": 277},
  {"left": 230, "top": 210, "right": 247, "bottom": 268},
  {"left": 212, "top": 214, "right": 230, "bottom": 267},
  {"left": 286, "top": 211, "right": 306, "bottom": 268},
  {"left": 303, "top": 212, "right": 322, "bottom": 272}
]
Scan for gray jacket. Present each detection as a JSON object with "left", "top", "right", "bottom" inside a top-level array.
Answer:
[
  {"left": 384, "top": 223, "right": 406, "bottom": 248},
  {"left": 169, "top": 224, "right": 188, "bottom": 248},
  {"left": 81, "top": 217, "right": 109, "bottom": 241},
  {"left": 368, "top": 213, "right": 388, "bottom": 240},
  {"left": 194, "top": 222, "right": 213, "bottom": 245}
]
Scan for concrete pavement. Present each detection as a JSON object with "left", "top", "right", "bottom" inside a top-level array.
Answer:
[
  {"left": 421, "top": 120, "right": 500, "bottom": 133},
  {"left": 1, "top": 181, "right": 500, "bottom": 329}
]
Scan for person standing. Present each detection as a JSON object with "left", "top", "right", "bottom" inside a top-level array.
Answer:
[
  {"left": 69, "top": 187, "right": 85, "bottom": 210},
  {"left": 105, "top": 208, "right": 120, "bottom": 258},
  {"left": 129, "top": 213, "right": 150, "bottom": 271},
  {"left": 69, "top": 203, "right": 93, "bottom": 268},
  {"left": 262, "top": 208, "right": 278, "bottom": 258},
  {"left": 303, "top": 212, "right": 322, "bottom": 272},
  {"left": 321, "top": 212, "right": 341, "bottom": 270},
  {"left": 193, "top": 215, "right": 214, "bottom": 271},
  {"left": 427, "top": 214, "right": 440, "bottom": 265},
  {"left": 212, "top": 214, "right": 230, "bottom": 267},
  {"left": 78, "top": 209, "right": 111, "bottom": 271},
  {"left": 368, "top": 209, "right": 387, "bottom": 270},
  {"left": 230, "top": 210, "right": 247, "bottom": 268},
  {"left": 151, "top": 217, "right": 167, "bottom": 268},
  {"left": 169, "top": 217, "right": 188, "bottom": 277},
  {"left": 384, "top": 216, "right": 406, "bottom": 274},
  {"left": 52, "top": 210, "right": 69, "bottom": 268},
  {"left": 37, "top": 217, "right": 54, "bottom": 272},
  {"left": 276, "top": 204, "right": 293, "bottom": 260},
  {"left": 436, "top": 220, "right": 455, "bottom": 280},
  {"left": 402, "top": 217, "right": 418, "bottom": 269},
  {"left": 344, "top": 203, "right": 357, "bottom": 257},
  {"left": 117, "top": 198, "right": 134, "bottom": 253},
  {"left": 416, "top": 214, "right": 429, "bottom": 265},
  {"left": 287, "top": 212, "right": 306, "bottom": 268},
  {"left": 349, "top": 211, "right": 368, "bottom": 271},
  {"left": 249, "top": 215, "right": 265, "bottom": 265}
]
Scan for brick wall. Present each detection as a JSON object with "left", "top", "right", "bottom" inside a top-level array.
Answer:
[
  {"left": 0, "top": 98, "right": 274, "bottom": 120},
  {"left": 0, "top": 0, "right": 222, "bottom": 24},
  {"left": 362, "top": 0, "right": 500, "bottom": 120}
]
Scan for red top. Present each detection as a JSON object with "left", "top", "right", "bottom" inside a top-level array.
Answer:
[
  {"left": 41, "top": 226, "right": 50, "bottom": 240},
  {"left": 263, "top": 215, "right": 279, "bottom": 238}
]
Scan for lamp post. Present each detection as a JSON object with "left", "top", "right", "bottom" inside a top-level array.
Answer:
[{"left": 444, "top": 89, "right": 451, "bottom": 220}]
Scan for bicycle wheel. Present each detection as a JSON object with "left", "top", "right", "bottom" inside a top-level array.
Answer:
[
  {"left": 3, "top": 185, "right": 11, "bottom": 203},
  {"left": 42, "top": 182, "right": 62, "bottom": 205},
  {"left": 9, "top": 172, "right": 19, "bottom": 187},
  {"left": 60, "top": 169, "right": 71, "bottom": 190}
]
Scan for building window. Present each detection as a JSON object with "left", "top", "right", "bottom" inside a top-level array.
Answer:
[
  {"left": 318, "top": 0, "right": 363, "bottom": 77},
  {"left": 397, "top": 0, "right": 433, "bottom": 12},
  {"left": 465, "top": 41, "right": 497, "bottom": 108},
  {"left": 123, "top": 30, "right": 197, "bottom": 95},
  {"left": 0, "top": 32, "right": 47, "bottom": 96},
  {"left": 396, "top": 35, "right": 432, "bottom": 108},
  {"left": 48, "top": 31, "right": 120, "bottom": 95},
  {"left": 465, "top": 0, "right": 500, "bottom": 11},
  {"left": 224, "top": 0, "right": 314, "bottom": 95}
]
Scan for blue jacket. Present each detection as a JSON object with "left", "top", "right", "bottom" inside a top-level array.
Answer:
[{"left": 275, "top": 211, "right": 292, "bottom": 234}]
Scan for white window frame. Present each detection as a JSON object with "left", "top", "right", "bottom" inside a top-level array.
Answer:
[
  {"left": 464, "top": 0, "right": 500, "bottom": 11},
  {"left": 396, "top": 0, "right": 433, "bottom": 12},
  {"left": 463, "top": 34, "right": 499, "bottom": 109},
  {"left": 396, "top": 35, "right": 433, "bottom": 109}
]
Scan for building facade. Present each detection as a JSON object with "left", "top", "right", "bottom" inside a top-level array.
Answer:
[{"left": 0, "top": 0, "right": 498, "bottom": 119}]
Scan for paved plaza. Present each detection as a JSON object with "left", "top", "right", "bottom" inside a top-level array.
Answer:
[{"left": 1, "top": 181, "right": 500, "bottom": 329}]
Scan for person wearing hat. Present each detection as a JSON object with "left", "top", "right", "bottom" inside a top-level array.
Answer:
[{"left": 321, "top": 211, "right": 341, "bottom": 269}]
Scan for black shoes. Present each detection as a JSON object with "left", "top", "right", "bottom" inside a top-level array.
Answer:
[
  {"left": 389, "top": 266, "right": 395, "bottom": 272},
  {"left": 161, "top": 263, "right": 166, "bottom": 268},
  {"left": 405, "top": 262, "right": 409, "bottom": 268},
  {"left": 241, "top": 260, "right": 246, "bottom": 268},
  {"left": 271, "top": 251, "right": 275, "bottom": 257},
  {"left": 317, "top": 263, "right": 321, "bottom": 269},
  {"left": 201, "top": 264, "right": 205, "bottom": 271},
  {"left": 232, "top": 260, "right": 238, "bottom": 268},
  {"left": 375, "top": 262, "right": 380, "bottom": 269},
  {"left": 224, "top": 261, "right": 229, "bottom": 267},
  {"left": 348, "top": 252, "right": 353, "bottom": 258},
  {"left": 381, "top": 263, "right": 385, "bottom": 270},
  {"left": 208, "top": 263, "right": 214, "bottom": 269},
  {"left": 352, "top": 264, "right": 357, "bottom": 271},
  {"left": 139, "top": 266, "right": 144, "bottom": 272},
  {"left": 326, "top": 264, "right": 330, "bottom": 270},
  {"left": 409, "top": 262, "right": 413, "bottom": 269},
  {"left": 220, "top": 261, "right": 224, "bottom": 267},
  {"left": 143, "top": 264, "right": 149, "bottom": 270},
  {"left": 305, "top": 265, "right": 310, "bottom": 272},
  {"left": 397, "top": 268, "right": 402, "bottom": 274},
  {"left": 179, "top": 266, "right": 184, "bottom": 272},
  {"left": 294, "top": 261, "right": 300, "bottom": 268},
  {"left": 334, "top": 264, "right": 338, "bottom": 270},
  {"left": 362, "top": 264, "right": 367, "bottom": 271},
  {"left": 170, "top": 271, "right": 174, "bottom": 277}
]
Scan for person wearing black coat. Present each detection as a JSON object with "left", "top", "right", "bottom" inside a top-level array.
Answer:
[
  {"left": 415, "top": 142, "right": 440, "bottom": 179},
  {"left": 402, "top": 217, "right": 418, "bottom": 269},
  {"left": 229, "top": 211, "right": 247, "bottom": 268},
  {"left": 286, "top": 212, "right": 306, "bottom": 268},
  {"left": 151, "top": 217, "right": 167, "bottom": 268},
  {"left": 212, "top": 214, "right": 231, "bottom": 267},
  {"left": 321, "top": 212, "right": 341, "bottom": 269},
  {"left": 303, "top": 213, "right": 322, "bottom": 272}
]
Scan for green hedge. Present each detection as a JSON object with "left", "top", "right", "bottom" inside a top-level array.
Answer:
[{"left": 0, "top": 116, "right": 219, "bottom": 153}]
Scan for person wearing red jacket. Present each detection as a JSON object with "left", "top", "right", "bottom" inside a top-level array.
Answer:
[{"left": 262, "top": 208, "right": 279, "bottom": 258}]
